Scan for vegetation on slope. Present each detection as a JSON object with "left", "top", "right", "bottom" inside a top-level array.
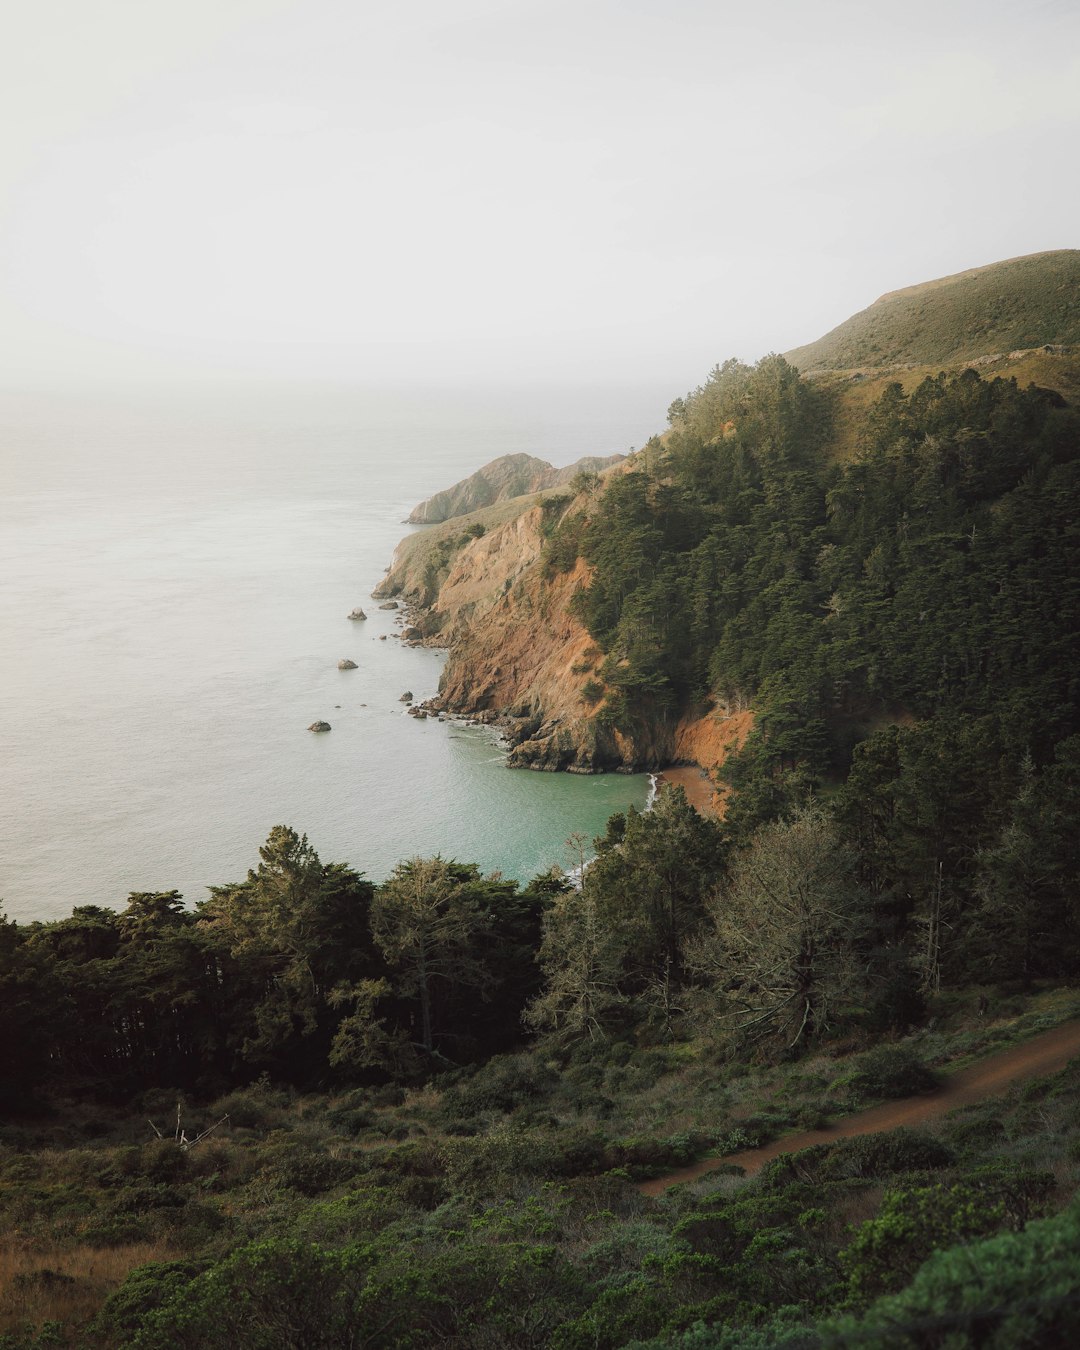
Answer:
[
  {"left": 407, "top": 452, "right": 626, "bottom": 524},
  {"left": 3, "top": 901, "right": 1080, "bottom": 1350},
  {"left": 784, "top": 249, "right": 1080, "bottom": 372},
  {"left": 2, "top": 782, "right": 1079, "bottom": 1346}
]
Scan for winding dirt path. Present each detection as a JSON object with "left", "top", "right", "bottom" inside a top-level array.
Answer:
[{"left": 640, "top": 1018, "right": 1080, "bottom": 1196}]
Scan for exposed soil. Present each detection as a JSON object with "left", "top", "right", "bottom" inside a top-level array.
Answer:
[
  {"left": 640, "top": 1018, "right": 1080, "bottom": 1196},
  {"left": 654, "top": 766, "right": 720, "bottom": 817}
]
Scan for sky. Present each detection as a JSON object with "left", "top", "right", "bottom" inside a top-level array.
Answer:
[{"left": 2, "top": 0, "right": 1078, "bottom": 392}]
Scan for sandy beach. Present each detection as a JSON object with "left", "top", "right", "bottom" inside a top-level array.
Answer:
[{"left": 654, "top": 764, "right": 720, "bottom": 817}]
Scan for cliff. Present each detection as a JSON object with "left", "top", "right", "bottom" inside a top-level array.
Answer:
[
  {"left": 376, "top": 496, "right": 618, "bottom": 770},
  {"left": 406, "top": 451, "right": 627, "bottom": 523},
  {"left": 375, "top": 488, "right": 751, "bottom": 783}
]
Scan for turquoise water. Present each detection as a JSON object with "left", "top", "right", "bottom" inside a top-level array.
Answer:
[{"left": 0, "top": 383, "right": 665, "bottom": 921}]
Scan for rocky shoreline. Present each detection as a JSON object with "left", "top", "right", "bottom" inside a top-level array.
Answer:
[{"left": 374, "top": 497, "right": 753, "bottom": 791}]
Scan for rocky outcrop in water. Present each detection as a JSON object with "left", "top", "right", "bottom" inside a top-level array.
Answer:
[
  {"left": 308, "top": 721, "right": 332, "bottom": 733},
  {"left": 338, "top": 659, "right": 358, "bottom": 670}
]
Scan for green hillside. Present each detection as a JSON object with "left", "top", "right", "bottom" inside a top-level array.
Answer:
[{"left": 786, "top": 249, "right": 1080, "bottom": 371}]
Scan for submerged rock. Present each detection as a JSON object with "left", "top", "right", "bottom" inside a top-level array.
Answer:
[
  {"left": 308, "top": 720, "right": 332, "bottom": 733},
  {"left": 337, "top": 658, "right": 358, "bottom": 670}
]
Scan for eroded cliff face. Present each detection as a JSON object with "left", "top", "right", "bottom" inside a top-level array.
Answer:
[
  {"left": 375, "top": 496, "right": 753, "bottom": 786},
  {"left": 376, "top": 502, "right": 615, "bottom": 770}
]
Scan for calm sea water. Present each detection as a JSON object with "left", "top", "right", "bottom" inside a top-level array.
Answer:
[{"left": 1, "top": 382, "right": 666, "bottom": 923}]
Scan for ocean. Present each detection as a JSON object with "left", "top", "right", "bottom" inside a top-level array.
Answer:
[{"left": 0, "top": 382, "right": 667, "bottom": 923}]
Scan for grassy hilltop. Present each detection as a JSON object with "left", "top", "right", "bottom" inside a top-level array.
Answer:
[{"left": 786, "top": 249, "right": 1080, "bottom": 372}]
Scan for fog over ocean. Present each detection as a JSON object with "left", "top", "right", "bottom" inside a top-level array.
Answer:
[{"left": 0, "top": 382, "right": 666, "bottom": 922}]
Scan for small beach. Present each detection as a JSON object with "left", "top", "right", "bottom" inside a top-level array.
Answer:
[{"left": 655, "top": 764, "right": 720, "bottom": 817}]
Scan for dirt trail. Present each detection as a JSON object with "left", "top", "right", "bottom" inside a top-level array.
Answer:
[{"left": 640, "top": 1018, "right": 1080, "bottom": 1196}]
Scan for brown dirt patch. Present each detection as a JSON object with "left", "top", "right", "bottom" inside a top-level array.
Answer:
[{"left": 655, "top": 766, "right": 719, "bottom": 817}]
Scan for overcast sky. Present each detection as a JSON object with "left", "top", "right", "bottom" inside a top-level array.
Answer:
[{"left": 2, "top": 0, "right": 1077, "bottom": 391}]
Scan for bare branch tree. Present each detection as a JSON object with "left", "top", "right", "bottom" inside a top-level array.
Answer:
[{"left": 685, "top": 806, "right": 868, "bottom": 1056}]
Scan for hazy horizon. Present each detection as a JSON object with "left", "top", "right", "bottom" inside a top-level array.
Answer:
[{"left": 2, "top": 0, "right": 1077, "bottom": 394}]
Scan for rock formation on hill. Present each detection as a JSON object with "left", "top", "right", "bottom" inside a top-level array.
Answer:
[{"left": 406, "top": 452, "right": 627, "bottom": 524}]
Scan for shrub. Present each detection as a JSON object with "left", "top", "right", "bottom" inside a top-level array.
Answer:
[
  {"left": 760, "top": 1130, "right": 955, "bottom": 1188},
  {"left": 840, "top": 1181, "right": 1007, "bottom": 1301},
  {"left": 137, "top": 1140, "right": 191, "bottom": 1185},
  {"left": 209, "top": 1088, "right": 286, "bottom": 1131},
  {"left": 93, "top": 1260, "right": 206, "bottom": 1346},
  {"left": 607, "top": 1132, "right": 713, "bottom": 1178},
  {"left": 829, "top": 1201, "right": 1080, "bottom": 1347},
  {"left": 324, "top": 1098, "right": 376, "bottom": 1136},
  {"left": 939, "top": 1099, "right": 1010, "bottom": 1147},
  {"left": 331, "top": 1108, "right": 376, "bottom": 1137},
  {"left": 581, "top": 679, "right": 604, "bottom": 705},
  {"left": 840, "top": 1045, "right": 939, "bottom": 1105},
  {"left": 438, "top": 1054, "right": 559, "bottom": 1121},
  {"left": 369, "top": 1084, "right": 406, "bottom": 1108},
  {"left": 107, "top": 1183, "right": 186, "bottom": 1214},
  {"left": 81, "top": 1215, "right": 156, "bottom": 1246},
  {"left": 649, "top": 1205, "right": 1080, "bottom": 1347},
  {"left": 117, "top": 1238, "right": 368, "bottom": 1350},
  {"left": 272, "top": 1152, "right": 358, "bottom": 1197}
]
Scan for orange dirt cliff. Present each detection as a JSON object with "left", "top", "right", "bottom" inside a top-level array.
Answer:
[{"left": 374, "top": 479, "right": 753, "bottom": 793}]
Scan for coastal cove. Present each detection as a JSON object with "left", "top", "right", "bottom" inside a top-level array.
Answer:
[{"left": 0, "top": 383, "right": 664, "bottom": 922}]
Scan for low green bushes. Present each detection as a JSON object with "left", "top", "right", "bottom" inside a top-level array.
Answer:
[{"left": 835, "top": 1045, "right": 939, "bottom": 1107}]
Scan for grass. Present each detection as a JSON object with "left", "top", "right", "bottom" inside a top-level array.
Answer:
[
  {"left": 785, "top": 250, "right": 1080, "bottom": 373},
  {"left": 0, "top": 1240, "right": 171, "bottom": 1336}
]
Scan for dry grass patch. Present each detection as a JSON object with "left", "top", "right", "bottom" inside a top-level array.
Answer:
[{"left": 0, "top": 1239, "right": 171, "bottom": 1335}]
